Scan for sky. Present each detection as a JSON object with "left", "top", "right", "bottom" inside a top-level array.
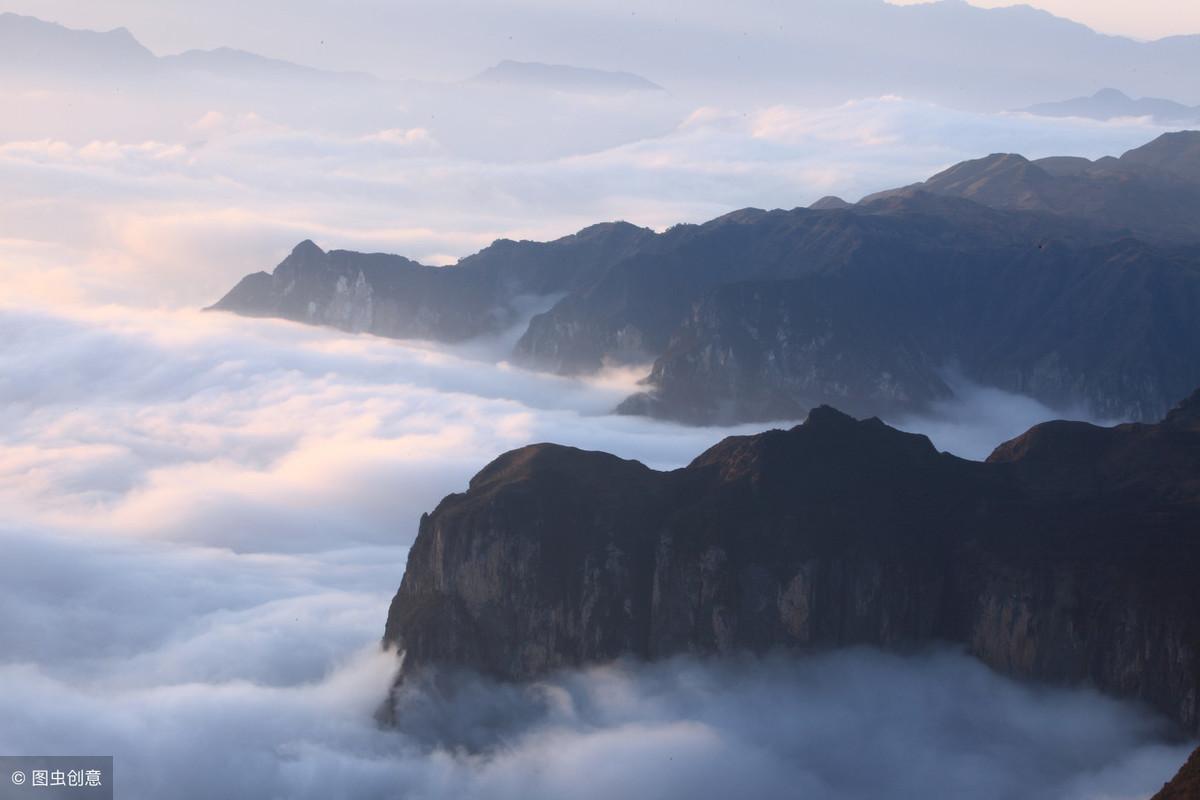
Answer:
[
  {"left": 3, "top": 0, "right": 1199, "bottom": 79},
  {"left": 890, "top": 0, "right": 1200, "bottom": 40}
]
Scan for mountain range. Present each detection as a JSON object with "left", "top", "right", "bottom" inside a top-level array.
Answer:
[
  {"left": 0, "top": 12, "right": 663, "bottom": 94},
  {"left": 0, "top": 12, "right": 677, "bottom": 158},
  {"left": 470, "top": 60, "right": 664, "bottom": 94},
  {"left": 382, "top": 389, "right": 1200, "bottom": 737},
  {"left": 212, "top": 131, "right": 1200, "bottom": 425},
  {"left": 1023, "top": 88, "right": 1200, "bottom": 125},
  {"left": 0, "top": 11, "right": 368, "bottom": 85},
  {"left": 9, "top": 5, "right": 1200, "bottom": 109}
]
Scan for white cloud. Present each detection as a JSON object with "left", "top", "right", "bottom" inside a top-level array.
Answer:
[
  {"left": 0, "top": 300, "right": 1190, "bottom": 798},
  {"left": 0, "top": 94, "right": 1172, "bottom": 309}
]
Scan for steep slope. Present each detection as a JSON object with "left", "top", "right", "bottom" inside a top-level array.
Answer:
[{"left": 384, "top": 390, "right": 1200, "bottom": 732}]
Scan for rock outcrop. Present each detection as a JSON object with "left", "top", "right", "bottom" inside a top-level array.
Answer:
[{"left": 384, "top": 389, "right": 1200, "bottom": 733}]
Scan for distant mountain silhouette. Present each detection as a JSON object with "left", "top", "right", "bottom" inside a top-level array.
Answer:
[
  {"left": 1023, "top": 88, "right": 1200, "bottom": 125},
  {"left": 0, "top": 11, "right": 367, "bottom": 86},
  {"left": 212, "top": 132, "right": 1200, "bottom": 426},
  {"left": 471, "top": 60, "right": 663, "bottom": 93},
  {"left": 161, "top": 46, "right": 374, "bottom": 83},
  {"left": 0, "top": 11, "right": 156, "bottom": 79},
  {"left": 0, "top": 12, "right": 682, "bottom": 161},
  {"left": 10, "top": 5, "right": 1200, "bottom": 109}
]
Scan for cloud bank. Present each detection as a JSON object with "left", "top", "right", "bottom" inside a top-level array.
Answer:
[
  {"left": 0, "top": 92, "right": 1172, "bottom": 308},
  {"left": 0, "top": 303, "right": 1191, "bottom": 799}
]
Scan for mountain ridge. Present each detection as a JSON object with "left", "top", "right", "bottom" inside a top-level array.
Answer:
[
  {"left": 212, "top": 132, "right": 1200, "bottom": 426},
  {"left": 382, "top": 389, "right": 1200, "bottom": 735},
  {"left": 1022, "top": 88, "right": 1200, "bottom": 125}
]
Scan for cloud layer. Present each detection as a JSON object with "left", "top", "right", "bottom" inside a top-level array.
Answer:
[
  {"left": 0, "top": 91, "right": 1172, "bottom": 308},
  {"left": 0, "top": 303, "right": 1192, "bottom": 799}
]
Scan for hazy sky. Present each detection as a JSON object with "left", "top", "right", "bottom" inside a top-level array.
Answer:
[
  {"left": 3, "top": 0, "right": 1199, "bottom": 79},
  {"left": 889, "top": 0, "right": 1200, "bottom": 40}
]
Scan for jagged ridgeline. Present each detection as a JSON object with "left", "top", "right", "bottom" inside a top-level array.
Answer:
[
  {"left": 383, "top": 389, "right": 1200, "bottom": 735},
  {"left": 211, "top": 131, "right": 1200, "bottom": 425}
]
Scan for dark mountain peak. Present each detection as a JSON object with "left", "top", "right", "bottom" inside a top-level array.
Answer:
[
  {"left": 1120, "top": 130, "right": 1200, "bottom": 180},
  {"left": 1123, "top": 129, "right": 1200, "bottom": 156},
  {"left": 985, "top": 419, "right": 1108, "bottom": 465},
  {"left": 1031, "top": 155, "right": 1099, "bottom": 176},
  {"left": 706, "top": 207, "right": 771, "bottom": 226},
  {"left": 288, "top": 239, "right": 325, "bottom": 259},
  {"left": 925, "top": 152, "right": 1048, "bottom": 191},
  {"left": 859, "top": 154, "right": 1052, "bottom": 210},
  {"left": 1093, "top": 87, "right": 1131, "bottom": 102},
  {"left": 810, "top": 195, "right": 852, "bottom": 210},
  {"left": 570, "top": 220, "right": 653, "bottom": 241},
  {"left": 466, "top": 443, "right": 649, "bottom": 495},
  {"left": 1165, "top": 387, "right": 1200, "bottom": 429},
  {"left": 805, "top": 403, "right": 858, "bottom": 428},
  {"left": 688, "top": 404, "right": 940, "bottom": 488}
]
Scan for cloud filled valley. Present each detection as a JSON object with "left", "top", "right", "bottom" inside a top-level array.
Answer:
[
  {"left": 0, "top": 302, "right": 1193, "bottom": 799},
  {"left": 5, "top": 6, "right": 1200, "bottom": 797}
]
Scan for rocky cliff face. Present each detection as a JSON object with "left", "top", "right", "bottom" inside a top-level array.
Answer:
[
  {"left": 384, "top": 389, "right": 1200, "bottom": 732},
  {"left": 213, "top": 133, "right": 1200, "bottom": 426}
]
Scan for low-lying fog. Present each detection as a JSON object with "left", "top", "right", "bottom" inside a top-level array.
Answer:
[{"left": 0, "top": 304, "right": 1191, "bottom": 799}]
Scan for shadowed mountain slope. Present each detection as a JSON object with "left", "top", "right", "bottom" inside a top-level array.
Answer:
[
  {"left": 384, "top": 389, "right": 1200, "bottom": 734},
  {"left": 213, "top": 132, "right": 1200, "bottom": 425}
]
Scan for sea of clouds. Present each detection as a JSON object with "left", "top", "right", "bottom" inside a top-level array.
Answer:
[
  {"left": 0, "top": 303, "right": 1193, "bottom": 800},
  {"left": 0, "top": 85, "right": 1174, "bottom": 308}
]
